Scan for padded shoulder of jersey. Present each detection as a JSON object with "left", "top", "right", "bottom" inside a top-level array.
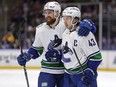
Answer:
[
  {"left": 36, "top": 22, "right": 48, "bottom": 32},
  {"left": 71, "top": 31, "right": 94, "bottom": 43}
]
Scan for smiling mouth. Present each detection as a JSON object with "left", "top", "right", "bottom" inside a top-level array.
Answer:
[
  {"left": 46, "top": 17, "right": 51, "bottom": 21},
  {"left": 46, "top": 19, "right": 50, "bottom": 21}
]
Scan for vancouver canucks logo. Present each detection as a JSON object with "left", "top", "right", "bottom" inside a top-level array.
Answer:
[
  {"left": 48, "top": 35, "right": 62, "bottom": 50},
  {"left": 62, "top": 42, "right": 73, "bottom": 62},
  {"left": 63, "top": 42, "right": 73, "bottom": 55}
]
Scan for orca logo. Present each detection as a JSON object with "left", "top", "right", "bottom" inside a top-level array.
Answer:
[
  {"left": 48, "top": 35, "right": 62, "bottom": 50},
  {"left": 63, "top": 42, "right": 73, "bottom": 55},
  {"left": 62, "top": 42, "right": 73, "bottom": 63}
]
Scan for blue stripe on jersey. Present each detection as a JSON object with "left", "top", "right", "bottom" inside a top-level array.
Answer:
[{"left": 62, "top": 57, "right": 71, "bottom": 62}]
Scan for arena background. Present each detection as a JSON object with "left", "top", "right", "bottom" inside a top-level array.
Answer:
[{"left": 0, "top": 0, "right": 116, "bottom": 71}]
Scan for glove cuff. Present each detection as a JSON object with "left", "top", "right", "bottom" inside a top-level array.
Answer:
[
  {"left": 28, "top": 48, "right": 39, "bottom": 59},
  {"left": 87, "top": 59, "right": 102, "bottom": 71}
]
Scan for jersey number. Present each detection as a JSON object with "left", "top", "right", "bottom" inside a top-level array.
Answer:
[{"left": 88, "top": 38, "right": 96, "bottom": 47}]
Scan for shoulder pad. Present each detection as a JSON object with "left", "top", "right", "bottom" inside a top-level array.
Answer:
[{"left": 36, "top": 24, "right": 43, "bottom": 28}]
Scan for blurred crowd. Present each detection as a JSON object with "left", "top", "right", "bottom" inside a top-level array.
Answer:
[
  {"left": 0, "top": 0, "right": 116, "bottom": 50},
  {"left": 1, "top": 0, "right": 44, "bottom": 49}
]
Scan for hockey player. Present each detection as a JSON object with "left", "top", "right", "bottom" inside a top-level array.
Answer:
[
  {"left": 62, "top": 7, "right": 102, "bottom": 87},
  {"left": 17, "top": 1, "right": 97, "bottom": 87}
]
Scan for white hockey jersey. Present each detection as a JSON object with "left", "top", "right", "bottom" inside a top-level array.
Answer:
[
  {"left": 32, "top": 18, "right": 66, "bottom": 74},
  {"left": 62, "top": 28, "right": 101, "bottom": 74}
]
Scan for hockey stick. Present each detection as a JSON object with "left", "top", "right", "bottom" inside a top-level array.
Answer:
[
  {"left": 72, "top": 47, "right": 85, "bottom": 76},
  {"left": 18, "top": 18, "right": 30, "bottom": 87},
  {"left": 72, "top": 47, "right": 91, "bottom": 87}
]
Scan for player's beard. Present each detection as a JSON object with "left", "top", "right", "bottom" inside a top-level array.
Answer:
[{"left": 45, "top": 16, "right": 56, "bottom": 25}]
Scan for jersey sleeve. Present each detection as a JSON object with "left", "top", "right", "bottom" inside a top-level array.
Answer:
[
  {"left": 31, "top": 26, "right": 44, "bottom": 58},
  {"left": 78, "top": 33, "right": 102, "bottom": 69},
  {"left": 28, "top": 47, "right": 44, "bottom": 59},
  {"left": 78, "top": 33, "right": 99, "bottom": 57},
  {"left": 32, "top": 27, "right": 43, "bottom": 48}
]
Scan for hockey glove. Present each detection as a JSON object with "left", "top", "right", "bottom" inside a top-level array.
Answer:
[
  {"left": 17, "top": 47, "right": 40, "bottom": 66},
  {"left": 81, "top": 68, "right": 96, "bottom": 86},
  {"left": 78, "top": 19, "right": 96, "bottom": 36},
  {"left": 17, "top": 52, "right": 31, "bottom": 66},
  {"left": 45, "top": 49, "right": 62, "bottom": 62}
]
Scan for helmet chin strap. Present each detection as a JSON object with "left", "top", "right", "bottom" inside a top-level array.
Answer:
[
  {"left": 70, "top": 17, "right": 77, "bottom": 32},
  {"left": 70, "top": 17, "right": 80, "bottom": 32}
]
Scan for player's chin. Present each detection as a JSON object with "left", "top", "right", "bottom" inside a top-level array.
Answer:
[
  {"left": 65, "top": 25, "right": 69, "bottom": 29},
  {"left": 46, "top": 21, "right": 52, "bottom": 25},
  {"left": 46, "top": 20, "right": 55, "bottom": 25}
]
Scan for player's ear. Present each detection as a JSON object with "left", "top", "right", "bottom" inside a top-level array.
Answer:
[
  {"left": 72, "top": 17, "right": 79, "bottom": 24},
  {"left": 54, "top": 11, "right": 59, "bottom": 18}
]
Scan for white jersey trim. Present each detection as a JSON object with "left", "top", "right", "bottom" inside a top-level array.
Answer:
[{"left": 41, "top": 68, "right": 65, "bottom": 74}]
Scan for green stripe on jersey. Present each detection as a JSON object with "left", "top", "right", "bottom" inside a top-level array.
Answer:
[
  {"left": 66, "top": 62, "right": 87, "bottom": 74},
  {"left": 65, "top": 53, "right": 102, "bottom": 74},
  {"left": 89, "top": 53, "right": 102, "bottom": 60},
  {"left": 37, "top": 49, "right": 43, "bottom": 55},
  {"left": 41, "top": 61, "right": 64, "bottom": 68},
  {"left": 33, "top": 47, "right": 44, "bottom": 55}
]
